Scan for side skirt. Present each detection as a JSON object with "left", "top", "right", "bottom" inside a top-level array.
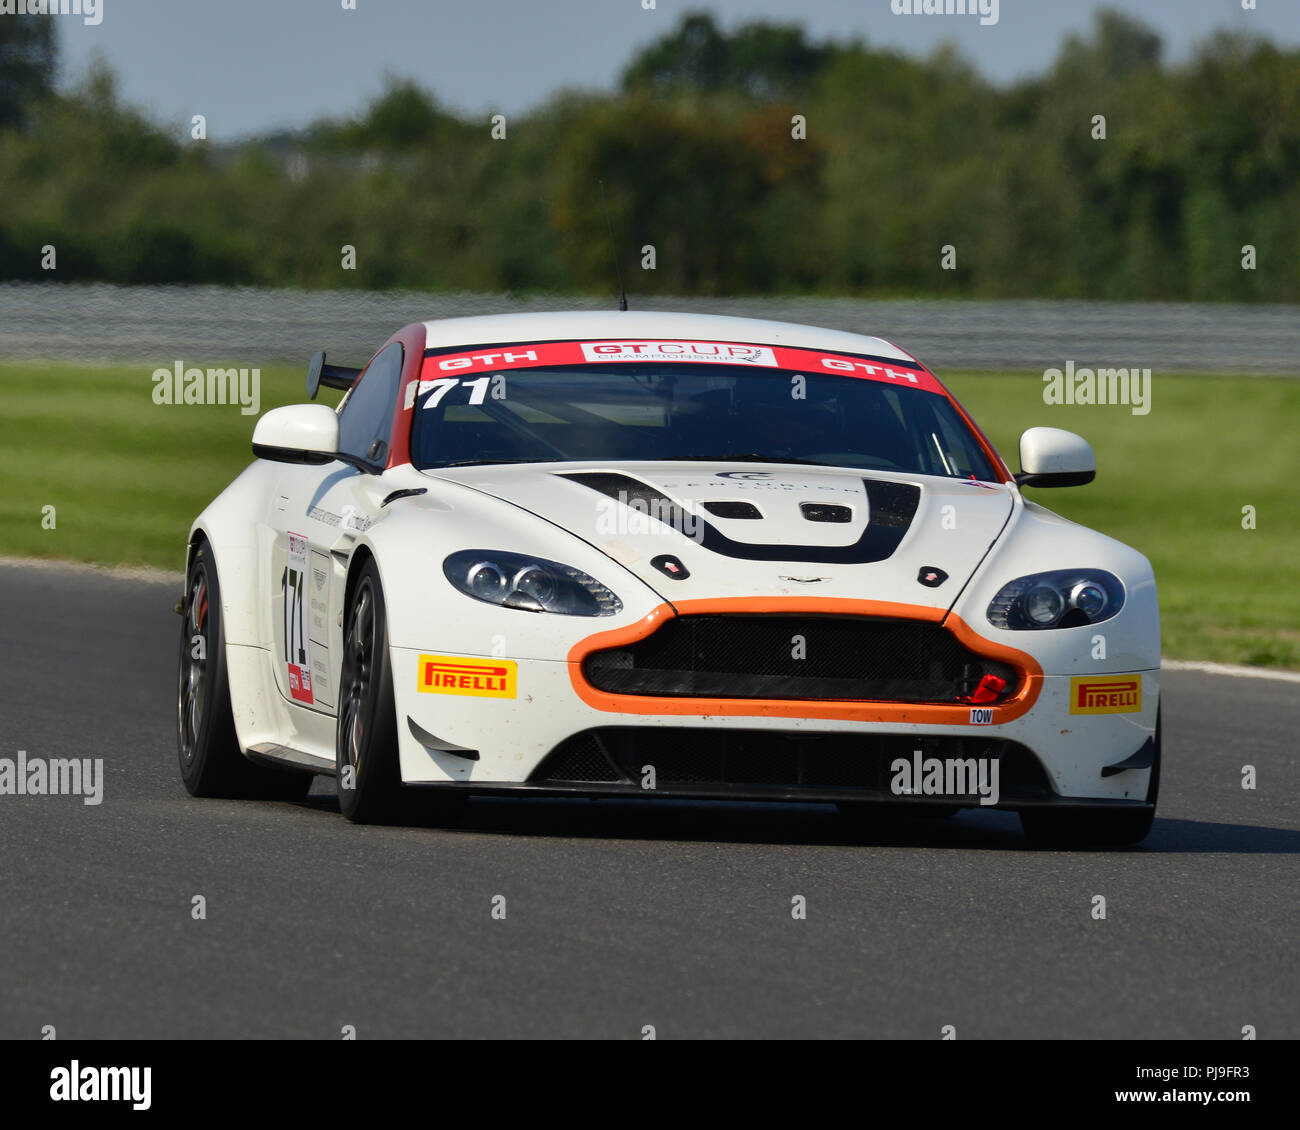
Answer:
[{"left": 246, "top": 742, "right": 336, "bottom": 777}]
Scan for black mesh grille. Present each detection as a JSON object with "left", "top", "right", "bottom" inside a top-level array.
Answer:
[
  {"left": 583, "top": 614, "right": 1018, "bottom": 703},
  {"left": 534, "top": 732, "right": 621, "bottom": 782},
  {"left": 529, "top": 729, "right": 1053, "bottom": 800}
]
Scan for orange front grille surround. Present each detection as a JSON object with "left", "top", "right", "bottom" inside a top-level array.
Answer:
[{"left": 567, "top": 597, "right": 1043, "bottom": 725}]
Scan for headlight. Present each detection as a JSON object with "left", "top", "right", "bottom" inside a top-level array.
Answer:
[
  {"left": 987, "top": 569, "right": 1124, "bottom": 630},
  {"left": 1024, "top": 585, "right": 1064, "bottom": 625},
  {"left": 444, "top": 550, "right": 622, "bottom": 616},
  {"left": 466, "top": 561, "right": 509, "bottom": 602}
]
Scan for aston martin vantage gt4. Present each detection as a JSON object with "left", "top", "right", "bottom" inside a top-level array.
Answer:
[{"left": 177, "top": 312, "right": 1160, "bottom": 844}]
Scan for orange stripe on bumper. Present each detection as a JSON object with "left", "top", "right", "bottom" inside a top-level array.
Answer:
[{"left": 567, "top": 596, "right": 1043, "bottom": 725}]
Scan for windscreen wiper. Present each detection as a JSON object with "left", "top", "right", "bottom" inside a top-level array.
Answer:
[
  {"left": 435, "top": 458, "right": 562, "bottom": 467},
  {"left": 436, "top": 453, "right": 833, "bottom": 468},
  {"left": 661, "top": 453, "right": 833, "bottom": 467}
]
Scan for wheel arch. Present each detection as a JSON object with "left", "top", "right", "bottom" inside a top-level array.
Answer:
[
  {"left": 342, "top": 542, "right": 378, "bottom": 621},
  {"left": 185, "top": 461, "right": 279, "bottom": 648},
  {"left": 183, "top": 524, "right": 209, "bottom": 574}
]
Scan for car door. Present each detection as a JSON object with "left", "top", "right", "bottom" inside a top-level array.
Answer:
[{"left": 267, "top": 341, "right": 406, "bottom": 716}]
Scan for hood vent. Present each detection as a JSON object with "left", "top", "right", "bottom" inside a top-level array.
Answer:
[
  {"left": 801, "top": 502, "right": 852, "bottom": 523},
  {"left": 559, "top": 471, "right": 920, "bottom": 565},
  {"left": 703, "top": 500, "right": 762, "bottom": 519}
]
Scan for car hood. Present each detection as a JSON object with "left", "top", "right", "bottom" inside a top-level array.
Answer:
[{"left": 422, "top": 462, "right": 1015, "bottom": 613}]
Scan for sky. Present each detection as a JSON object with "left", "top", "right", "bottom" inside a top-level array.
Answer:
[{"left": 53, "top": 0, "right": 1299, "bottom": 139}]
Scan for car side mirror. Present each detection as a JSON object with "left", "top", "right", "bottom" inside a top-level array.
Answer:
[
  {"left": 252, "top": 404, "right": 341, "bottom": 465},
  {"left": 1016, "top": 427, "right": 1096, "bottom": 487}
]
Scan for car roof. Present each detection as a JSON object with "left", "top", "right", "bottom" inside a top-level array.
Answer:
[{"left": 419, "top": 310, "right": 918, "bottom": 364}]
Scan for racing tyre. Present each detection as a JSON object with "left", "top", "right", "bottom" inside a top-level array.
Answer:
[
  {"left": 1020, "top": 707, "right": 1160, "bottom": 848},
  {"left": 337, "top": 559, "right": 465, "bottom": 826},
  {"left": 178, "top": 541, "right": 313, "bottom": 800}
]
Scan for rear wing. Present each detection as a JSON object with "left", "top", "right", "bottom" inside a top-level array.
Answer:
[{"left": 306, "top": 350, "right": 362, "bottom": 399}]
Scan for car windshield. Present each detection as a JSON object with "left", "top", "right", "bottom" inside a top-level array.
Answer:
[{"left": 410, "top": 362, "right": 998, "bottom": 481}]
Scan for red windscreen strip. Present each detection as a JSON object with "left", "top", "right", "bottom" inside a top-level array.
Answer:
[{"left": 411, "top": 338, "right": 946, "bottom": 395}]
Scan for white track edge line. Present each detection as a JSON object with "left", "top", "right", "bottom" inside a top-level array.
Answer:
[
  {"left": 2, "top": 556, "right": 1299, "bottom": 680},
  {"left": 1159, "top": 659, "right": 1300, "bottom": 684},
  {"left": 0, "top": 555, "right": 183, "bottom": 584}
]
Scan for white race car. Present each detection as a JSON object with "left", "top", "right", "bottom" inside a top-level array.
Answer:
[{"left": 177, "top": 311, "right": 1160, "bottom": 845}]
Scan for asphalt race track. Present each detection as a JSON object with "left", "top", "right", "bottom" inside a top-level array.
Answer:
[{"left": 1, "top": 560, "right": 1296, "bottom": 1039}]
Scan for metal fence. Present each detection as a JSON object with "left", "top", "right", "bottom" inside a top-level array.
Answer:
[{"left": 2, "top": 283, "right": 1296, "bottom": 374}]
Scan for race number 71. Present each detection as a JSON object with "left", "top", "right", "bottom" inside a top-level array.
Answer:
[{"left": 420, "top": 376, "right": 493, "bottom": 407}]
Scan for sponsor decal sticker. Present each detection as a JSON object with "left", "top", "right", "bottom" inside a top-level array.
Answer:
[
  {"left": 818, "top": 357, "right": 920, "bottom": 383},
  {"left": 416, "top": 340, "right": 946, "bottom": 394},
  {"left": 307, "top": 549, "right": 332, "bottom": 706},
  {"left": 434, "top": 348, "right": 539, "bottom": 373},
  {"left": 418, "top": 655, "right": 517, "bottom": 698},
  {"left": 1070, "top": 674, "right": 1142, "bottom": 714},
  {"left": 580, "top": 341, "right": 778, "bottom": 366},
  {"left": 285, "top": 532, "right": 314, "bottom": 705}
]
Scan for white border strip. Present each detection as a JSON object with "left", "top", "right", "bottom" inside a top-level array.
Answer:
[
  {"left": 0, "top": 556, "right": 183, "bottom": 584},
  {"left": 1161, "top": 659, "right": 1300, "bottom": 684}
]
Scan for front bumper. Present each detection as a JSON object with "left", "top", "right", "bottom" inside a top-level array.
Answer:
[{"left": 392, "top": 645, "right": 1159, "bottom": 806}]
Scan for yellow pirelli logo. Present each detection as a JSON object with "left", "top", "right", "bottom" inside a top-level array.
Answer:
[
  {"left": 1069, "top": 674, "right": 1142, "bottom": 714},
  {"left": 417, "top": 655, "right": 517, "bottom": 698}
]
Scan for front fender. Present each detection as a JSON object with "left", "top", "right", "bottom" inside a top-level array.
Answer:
[
  {"left": 347, "top": 484, "right": 668, "bottom": 658},
  {"left": 187, "top": 461, "right": 281, "bottom": 648},
  {"left": 952, "top": 499, "right": 1160, "bottom": 676}
]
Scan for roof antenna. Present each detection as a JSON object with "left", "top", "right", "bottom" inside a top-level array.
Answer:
[{"left": 599, "top": 179, "right": 628, "bottom": 311}]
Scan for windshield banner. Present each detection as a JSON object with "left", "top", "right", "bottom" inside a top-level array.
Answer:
[{"left": 416, "top": 339, "right": 945, "bottom": 395}]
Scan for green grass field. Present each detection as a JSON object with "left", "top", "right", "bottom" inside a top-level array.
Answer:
[
  {"left": 1, "top": 360, "right": 1296, "bottom": 667},
  {"left": 946, "top": 370, "right": 1300, "bottom": 669}
]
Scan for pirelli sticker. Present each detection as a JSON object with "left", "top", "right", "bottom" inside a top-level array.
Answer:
[
  {"left": 1069, "top": 674, "right": 1142, "bottom": 715},
  {"left": 418, "top": 655, "right": 517, "bottom": 698}
]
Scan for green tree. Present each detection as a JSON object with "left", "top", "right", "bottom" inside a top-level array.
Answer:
[
  {"left": 621, "top": 11, "right": 836, "bottom": 100},
  {"left": 0, "top": 12, "right": 57, "bottom": 129}
]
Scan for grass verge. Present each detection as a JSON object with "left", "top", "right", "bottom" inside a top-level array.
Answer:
[{"left": 0, "top": 360, "right": 1295, "bottom": 667}]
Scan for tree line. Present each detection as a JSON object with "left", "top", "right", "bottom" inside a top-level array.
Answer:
[{"left": 0, "top": 9, "right": 1295, "bottom": 300}]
